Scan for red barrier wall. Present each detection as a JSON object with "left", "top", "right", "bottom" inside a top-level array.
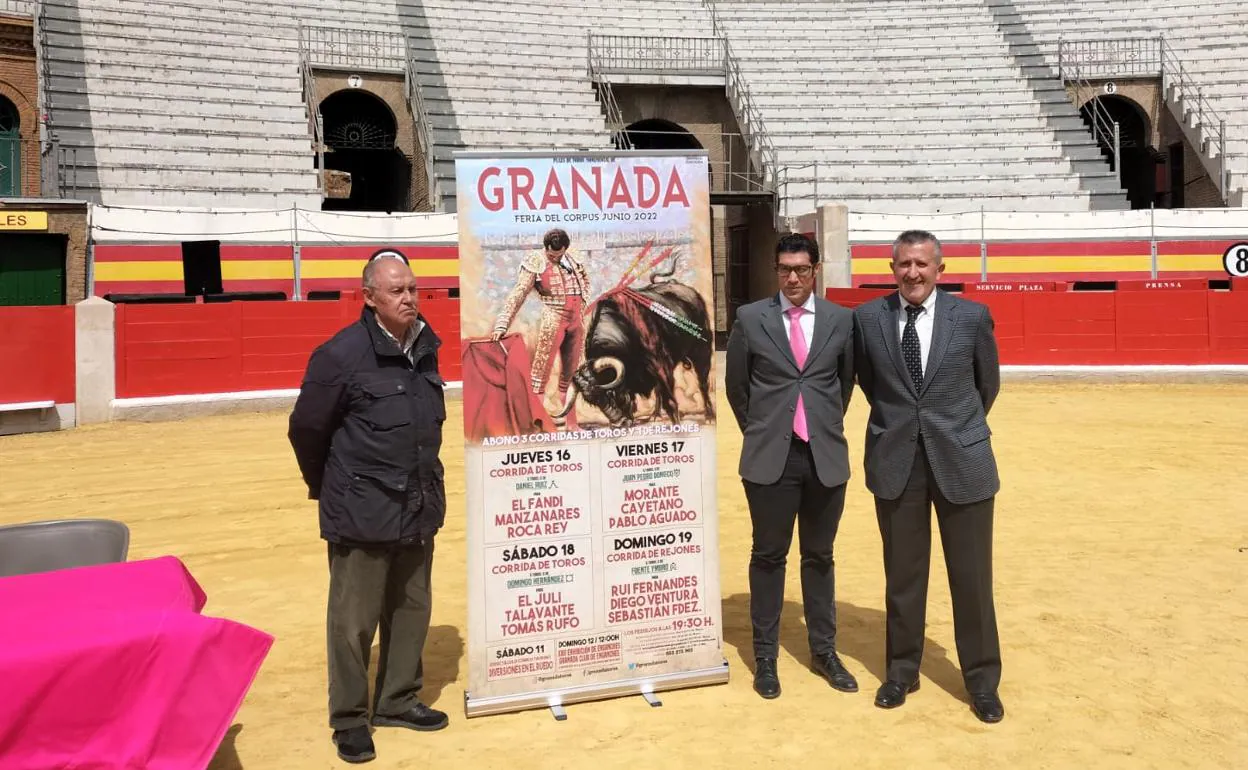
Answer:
[
  {"left": 826, "top": 288, "right": 1248, "bottom": 365},
  {"left": 0, "top": 307, "right": 76, "bottom": 404},
  {"left": 116, "top": 299, "right": 463, "bottom": 399}
]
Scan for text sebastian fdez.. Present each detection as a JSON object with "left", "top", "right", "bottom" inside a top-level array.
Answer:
[{"left": 458, "top": 152, "right": 725, "bottom": 713}]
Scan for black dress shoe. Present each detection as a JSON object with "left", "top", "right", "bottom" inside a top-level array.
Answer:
[
  {"left": 372, "top": 703, "right": 449, "bottom": 732},
  {"left": 874, "top": 679, "right": 920, "bottom": 709},
  {"left": 332, "top": 726, "right": 376, "bottom": 764},
  {"left": 970, "top": 692, "right": 1005, "bottom": 723},
  {"left": 810, "top": 651, "right": 859, "bottom": 693},
  {"left": 753, "top": 657, "right": 780, "bottom": 699}
]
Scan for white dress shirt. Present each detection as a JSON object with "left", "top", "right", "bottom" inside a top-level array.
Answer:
[
  {"left": 779, "top": 291, "right": 816, "bottom": 352},
  {"left": 897, "top": 289, "right": 937, "bottom": 374}
]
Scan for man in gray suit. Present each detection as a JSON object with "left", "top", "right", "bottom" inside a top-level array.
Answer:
[
  {"left": 852, "top": 229, "right": 1004, "bottom": 723},
  {"left": 726, "top": 233, "right": 857, "bottom": 700}
]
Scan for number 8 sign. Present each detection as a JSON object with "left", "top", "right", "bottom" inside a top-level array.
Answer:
[{"left": 1224, "top": 243, "right": 1248, "bottom": 278}]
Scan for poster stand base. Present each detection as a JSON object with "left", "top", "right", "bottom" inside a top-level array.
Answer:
[{"left": 465, "top": 660, "right": 729, "bottom": 719}]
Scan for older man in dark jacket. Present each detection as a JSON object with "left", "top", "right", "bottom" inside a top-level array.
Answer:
[{"left": 289, "top": 253, "right": 449, "bottom": 764}]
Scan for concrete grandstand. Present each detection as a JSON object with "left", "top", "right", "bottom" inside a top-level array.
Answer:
[{"left": 9, "top": 0, "right": 1242, "bottom": 216}]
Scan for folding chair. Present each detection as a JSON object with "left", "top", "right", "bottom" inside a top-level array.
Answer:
[{"left": 0, "top": 519, "right": 131, "bottom": 578}]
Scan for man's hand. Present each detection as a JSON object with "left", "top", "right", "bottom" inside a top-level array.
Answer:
[{"left": 490, "top": 330, "right": 504, "bottom": 342}]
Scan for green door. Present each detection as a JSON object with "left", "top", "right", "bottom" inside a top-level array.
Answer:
[
  {"left": 0, "top": 96, "right": 18, "bottom": 197},
  {"left": 0, "top": 235, "right": 67, "bottom": 306}
]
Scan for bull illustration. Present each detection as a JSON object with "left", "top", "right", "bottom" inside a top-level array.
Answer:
[{"left": 554, "top": 260, "right": 714, "bottom": 427}]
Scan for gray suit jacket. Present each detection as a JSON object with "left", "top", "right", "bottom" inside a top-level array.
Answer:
[
  {"left": 853, "top": 290, "right": 1001, "bottom": 505},
  {"left": 726, "top": 294, "right": 855, "bottom": 487}
]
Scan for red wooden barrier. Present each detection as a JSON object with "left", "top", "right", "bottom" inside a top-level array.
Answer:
[
  {"left": 966, "top": 282, "right": 1059, "bottom": 292},
  {"left": 969, "top": 293, "right": 1026, "bottom": 357},
  {"left": 1116, "top": 279, "right": 1206, "bottom": 291},
  {"left": 1208, "top": 292, "right": 1248, "bottom": 364},
  {"left": 1114, "top": 291, "right": 1210, "bottom": 364},
  {"left": 0, "top": 307, "right": 75, "bottom": 404},
  {"left": 116, "top": 299, "right": 464, "bottom": 399},
  {"left": 1018, "top": 293, "right": 1116, "bottom": 365},
  {"left": 817, "top": 288, "right": 1248, "bottom": 365},
  {"left": 824, "top": 287, "right": 892, "bottom": 308}
]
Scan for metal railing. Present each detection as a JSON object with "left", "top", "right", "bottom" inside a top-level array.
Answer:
[
  {"left": 1057, "top": 40, "right": 1121, "bottom": 179},
  {"left": 2, "top": 138, "right": 77, "bottom": 198},
  {"left": 49, "top": 141, "right": 77, "bottom": 199},
  {"left": 621, "top": 129, "right": 769, "bottom": 196},
  {"left": 297, "top": 52, "right": 325, "bottom": 198},
  {"left": 589, "top": 35, "right": 723, "bottom": 76},
  {"left": 1057, "top": 36, "right": 1230, "bottom": 200},
  {"left": 1159, "top": 38, "right": 1228, "bottom": 198},
  {"left": 404, "top": 56, "right": 438, "bottom": 211},
  {"left": 1056, "top": 37, "right": 1161, "bottom": 80},
  {"left": 297, "top": 25, "right": 406, "bottom": 73},
  {"left": 32, "top": 0, "right": 64, "bottom": 196},
  {"left": 702, "top": 1, "right": 779, "bottom": 214},
  {"left": 0, "top": 0, "right": 34, "bottom": 16},
  {"left": 587, "top": 41, "right": 632, "bottom": 150}
]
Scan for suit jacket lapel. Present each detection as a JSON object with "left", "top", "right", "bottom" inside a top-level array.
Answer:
[
  {"left": 921, "top": 291, "right": 958, "bottom": 395},
  {"left": 802, "top": 300, "right": 835, "bottom": 371},
  {"left": 761, "top": 296, "right": 798, "bottom": 370},
  {"left": 878, "top": 293, "right": 917, "bottom": 397}
]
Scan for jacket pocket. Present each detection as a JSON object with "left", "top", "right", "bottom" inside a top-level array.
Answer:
[
  {"left": 422, "top": 371, "right": 447, "bottom": 422},
  {"left": 419, "top": 465, "right": 447, "bottom": 534},
  {"left": 957, "top": 423, "right": 992, "bottom": 447},
  {"left": 345, "top": 471, "right": 406, "bottom": 543},
  {"left": 360, "top": 379, "right": 412, "bottom": 430}
]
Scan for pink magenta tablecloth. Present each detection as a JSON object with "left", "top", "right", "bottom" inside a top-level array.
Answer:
[{"left": 0, "top": 556, "right": 275, "bottom": 770}]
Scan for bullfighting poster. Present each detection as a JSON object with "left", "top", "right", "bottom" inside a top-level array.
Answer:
[{"left": 456, "top": 150, "right": 727, "bottom": 717}]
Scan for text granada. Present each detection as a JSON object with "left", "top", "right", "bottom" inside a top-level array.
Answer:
[{"left": 476, "top": 164, "right": 692, "bottom": 212}]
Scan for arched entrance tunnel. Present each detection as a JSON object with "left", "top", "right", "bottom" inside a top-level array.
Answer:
[
  {"left": 319, "top": 89, "right": 410, "bottom": 212},
  {"left": 1081, "top": 95, "right": 1159, "bottom": 209}
]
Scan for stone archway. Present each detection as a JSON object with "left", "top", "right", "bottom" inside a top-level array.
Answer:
[
  {"left": 318, "top": 89, "right": 411, "bottom": 212},
  {"left": 622, "top": 118, "right": 703, "bottom": 151},
  {"left": 1081, "top": 94, "right": 1158, "bottom": 209}
]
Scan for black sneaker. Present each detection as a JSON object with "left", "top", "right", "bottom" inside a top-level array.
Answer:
[
  {"left": 371, "top": 702, "right": 449, "bottom": 732},
  {"left": 332, "top": 726, "right": 376, "bottom": 764}
]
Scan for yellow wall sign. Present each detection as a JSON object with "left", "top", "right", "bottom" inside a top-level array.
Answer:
[{"left": 0, "top": 212, "right": 49, "bottom": 231}]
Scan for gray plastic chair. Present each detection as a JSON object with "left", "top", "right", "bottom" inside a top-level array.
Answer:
[{"left": 0, "top": 519, "right": 131, "bottom": 578}]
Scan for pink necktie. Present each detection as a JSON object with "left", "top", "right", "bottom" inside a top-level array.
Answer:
[{"left": 787, "top": 306, "right": 809, "bottom": 442}]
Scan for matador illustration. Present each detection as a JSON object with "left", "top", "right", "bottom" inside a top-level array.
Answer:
[{"left": 491, "top": 229, "right": 591, "bottom": 421}]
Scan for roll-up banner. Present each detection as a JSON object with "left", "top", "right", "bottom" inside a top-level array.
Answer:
[{"left": 456, "top": 150, "right": 728, "bottom": 717}]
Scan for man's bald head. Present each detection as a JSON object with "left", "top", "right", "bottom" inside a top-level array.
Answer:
[
  {"left": 363, "top": 256, "right": 419, "bottom": 337},
  {"left": 363, "top": 252, "right": 411, "bottom": 290}
]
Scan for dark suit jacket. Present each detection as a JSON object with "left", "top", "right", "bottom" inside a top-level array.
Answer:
[
  {"left": 853, "top": 290, "right": 1000, "bottom": 505},
  {"left": 726, "top": 294, "right": 855, "bottom": 487}
]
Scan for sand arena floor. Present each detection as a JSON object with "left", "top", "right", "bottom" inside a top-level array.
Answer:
[{"left": 1, "top": 382, "right": 1246, "bottom": 769}]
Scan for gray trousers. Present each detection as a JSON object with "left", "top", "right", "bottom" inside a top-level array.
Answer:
[
  {"left": 875, "top": 440, "right": 1000, "bottom": 694},
  {"left": 327, "top": 539, "right": 434, "bottom": 730}
]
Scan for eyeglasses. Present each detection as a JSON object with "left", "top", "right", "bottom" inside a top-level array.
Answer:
[{"left": 775, "top": 265, "right": 814, "bottom": 277}]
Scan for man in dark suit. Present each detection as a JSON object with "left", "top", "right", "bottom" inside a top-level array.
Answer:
[
  {"left": 726, "top": 233, "right": 858, "bottom": 700},
  {"left": 852, "top": 229, "right": 1004, "bottom": 723}
]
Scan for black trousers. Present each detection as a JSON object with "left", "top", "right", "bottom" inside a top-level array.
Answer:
[
  {"left": 743, "top": 439, "right": 847, "bottom": 660},
  {"left": 875, "top": 440, "right": 1001, "bottom": 694},
  {"left": 327, "top": 539, "right": 435, "bottom": 731}
]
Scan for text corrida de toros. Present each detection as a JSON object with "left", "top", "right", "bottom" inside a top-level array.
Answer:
[{"left": 475, "top": 164, "right": 692, "bottom": 215}]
